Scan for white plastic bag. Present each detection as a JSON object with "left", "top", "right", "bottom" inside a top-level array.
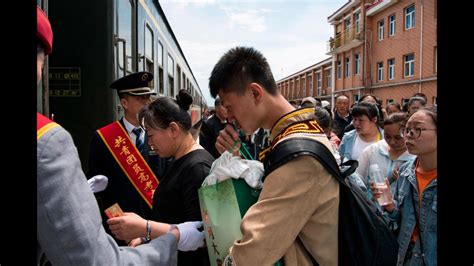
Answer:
[{"left": 202, "top": 151, "right": 263, "bottom": 189}]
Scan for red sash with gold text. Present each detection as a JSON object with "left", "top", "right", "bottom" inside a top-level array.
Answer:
[{"left": 97, "top": 121, "right": 159, "bottom": 208}]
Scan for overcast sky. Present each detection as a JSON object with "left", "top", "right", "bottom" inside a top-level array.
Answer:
[{"left": 160, "top": 0, "right": 347, "bottom": 107}]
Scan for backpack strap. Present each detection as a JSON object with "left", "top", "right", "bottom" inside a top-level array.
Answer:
[
  {"left": 263, "top": 137, "right": 358, "bottom": 185},
  {"left": 263, "top": 137, "right": 358, "bottom": 265}
]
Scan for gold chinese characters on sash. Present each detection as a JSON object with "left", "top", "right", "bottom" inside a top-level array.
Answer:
[{"left": 97, "top": 122, "right": 159, "bottom": 207}]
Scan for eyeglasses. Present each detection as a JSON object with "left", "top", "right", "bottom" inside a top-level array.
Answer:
[{"left": 401, "top": 127, "right": 436, "bottom": 139}]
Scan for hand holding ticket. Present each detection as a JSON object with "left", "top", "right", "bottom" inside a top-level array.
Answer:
[{"left": 105, "top": 203, "right": 124, "bottom": 218}]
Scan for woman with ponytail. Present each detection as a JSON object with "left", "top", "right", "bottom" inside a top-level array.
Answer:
[{"left": 108, "top": 89, "right": 213, "bottom": 266}]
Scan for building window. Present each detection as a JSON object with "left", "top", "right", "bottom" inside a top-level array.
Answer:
[
  {"left": 302, "top": 78, "right": 306, "bottom": 96},
  {"left": 308, "top": 77, "right": 313, "bottom": 96},
  {"left": 378, "top": 19, "right": 384, "bottom": 41},
  {"left": 326, "top": 69, "right": 332, "bottom": 88},
  {"left": 404, "top": 53, "right": 415, "bottom": 77},
  {"left": 296, "top": 79, "right": 300, "bottom": 97},
  {"left": 344, "top": 18, "right": 351, "bottom": 40},
  {"left": 337, "top": 60, "right": 342, "bottom": 79},
  {"left": 354, "top": 53, "right": 360, "bottom": 75},
  {"left": 345, "top": 18, "right": 351, "bottom": 29},
  {"left": 336, "top": 23, "right": 342, "bottom": 41},
  {"left": 388, "top": 58, "right": 395, "bottom": 80},
  {"left": 158, "top": 41, "right": 164, "bottom": 94},
  {"left": 355, "top": 12, "right": 361, "bottom": 33},
  {"left": 377, "top": 62, "right": 384, "bottom": 81},
  {"left": 168, "top": 54, "right": 174, "bottom": 96},
  {"left": 389, "top": 14, "right": 396, "bottom": 36},
  {"left": 316, "top": 72, "right": 321, "bottom": 95},
  {"left": 290, "top": 80, "right": 295, "bottom": 99},
  {"left": 345, "top": 57, "right": 351, "bottom": 77},
  {"left": 405, "top": 5, "right": 415, "bottom": 30}
]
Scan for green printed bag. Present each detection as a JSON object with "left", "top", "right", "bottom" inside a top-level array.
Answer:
[{"left": 198, "top": 178, "right": 260, "bottom": 266}]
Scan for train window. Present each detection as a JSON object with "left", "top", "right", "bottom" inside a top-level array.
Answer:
[
  {"left": 118, "top": 0, "right": 132, "bottom": 74},
  {"left": 177, "top": 65, "right": 182, "bottom": 90},
  {"left": 159, "top": 68, "right": 164, "bottom": 95},
  {"left": 168, "top": 54, "right": 174, "bottom": 76},
  {"left": 168, "top": 54, "right": 175, "bottom": 96},
  {"left": 144, "top": 24, "right": 154, "bottom": 89},
  {"left": 182, "top": 73, "right": 186, "bottom": 89},
  {"left": 158, "top": 41, "right": 163, "bottom": 66},
  {"left": 158, "top": 41, "right": 164, "bottom": 95}
]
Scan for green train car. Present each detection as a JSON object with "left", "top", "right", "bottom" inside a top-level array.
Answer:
[{"left": 37, "top": 0, "right": 207, "bottom": 171}]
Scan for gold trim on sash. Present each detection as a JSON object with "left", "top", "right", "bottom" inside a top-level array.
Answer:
[{"left": 98, "top": 121, "right": 159, "bottom": 208}]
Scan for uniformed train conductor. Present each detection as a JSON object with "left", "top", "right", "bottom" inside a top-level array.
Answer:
[{"left": 87, "top": 71, "right": 169, "bottom": 245}]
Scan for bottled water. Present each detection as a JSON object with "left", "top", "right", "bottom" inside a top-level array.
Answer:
[{"left": 369, "top": 164, "right": 393, "bottom": 206}]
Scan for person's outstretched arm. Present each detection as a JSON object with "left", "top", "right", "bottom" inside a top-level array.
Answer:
[{"left": 37, "top": 125, "right": 177, "bottom": 265}]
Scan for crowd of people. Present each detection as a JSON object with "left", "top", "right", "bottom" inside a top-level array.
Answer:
[{"left": 37, "top": 5, "right": 437, "bottom": 265}]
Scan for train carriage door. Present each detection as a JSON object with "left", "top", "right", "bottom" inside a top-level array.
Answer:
[{"left": 113, "top": 0, "right": 136, "bottom": 119}]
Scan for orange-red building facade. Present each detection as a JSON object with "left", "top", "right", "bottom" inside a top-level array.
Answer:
[{"left": 277, "top": 0, "right": 437, "bottom": 108}]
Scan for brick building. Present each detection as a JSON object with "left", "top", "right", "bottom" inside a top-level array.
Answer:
[
  {"left": 277, "top": 58, "right": 333, "bottom": 104},
  {"left": 277, "top": 0, "right": 437, "bottom": 109}
]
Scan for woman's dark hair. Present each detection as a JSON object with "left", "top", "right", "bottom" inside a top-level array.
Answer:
[
  {"left": 335, "top": 94, "right": 349, "bottom": 101},
  {"left": 314, "top": 106, "right": 333, "bottom": 131},
  {"left": 351, "top": 101, "right": 382, "bottom": 127},
  {"left": 359, "top": 93, "right": 380, "bottom": 105},
  {"left": 412, "top": 92, "right": 427, "bottom": 103},
  {"left": 383, "top": 112, "right": 408, "bottom": 127},
  {"left": 402, "top": 101, "right": 409, "bottom": 112},
  {"left": 386, "top": 101, "right": 401, "bottom": 112},
  {"left": 414, "top": 106, "right": 437, "bottom": 132},
  {"left": 139, "top": 89, "right": 193, "bottom": 132},
  {"left": 408, "top": 96, "right": 427, "bottom": 108},
  {"left": 359, "top": 93, "right": 384, "bottom": 124}
]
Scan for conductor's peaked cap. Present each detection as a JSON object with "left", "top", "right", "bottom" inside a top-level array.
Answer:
[
  {"left": 110, "top": 72, "right": 157, "bottom": 96},
  {"left": 37, "top": 6, "right": 53, "bottom": 55}
]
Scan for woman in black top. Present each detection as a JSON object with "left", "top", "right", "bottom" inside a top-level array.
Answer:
[{"left": 107, "top": 89, "right": 213, "bottom": 266}]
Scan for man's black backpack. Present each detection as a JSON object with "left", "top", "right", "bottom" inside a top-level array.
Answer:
[{"left": 263, "top": 137, "right": 398, "bottom": 266}]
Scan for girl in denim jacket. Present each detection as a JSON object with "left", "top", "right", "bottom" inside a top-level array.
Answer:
[{"left": 372, "top": 107, "right": 437, "bottom": 266}]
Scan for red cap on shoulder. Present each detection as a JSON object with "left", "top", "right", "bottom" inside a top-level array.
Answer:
[{"left": 37, "top": 6, "right": 53, "bottom": 55}]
